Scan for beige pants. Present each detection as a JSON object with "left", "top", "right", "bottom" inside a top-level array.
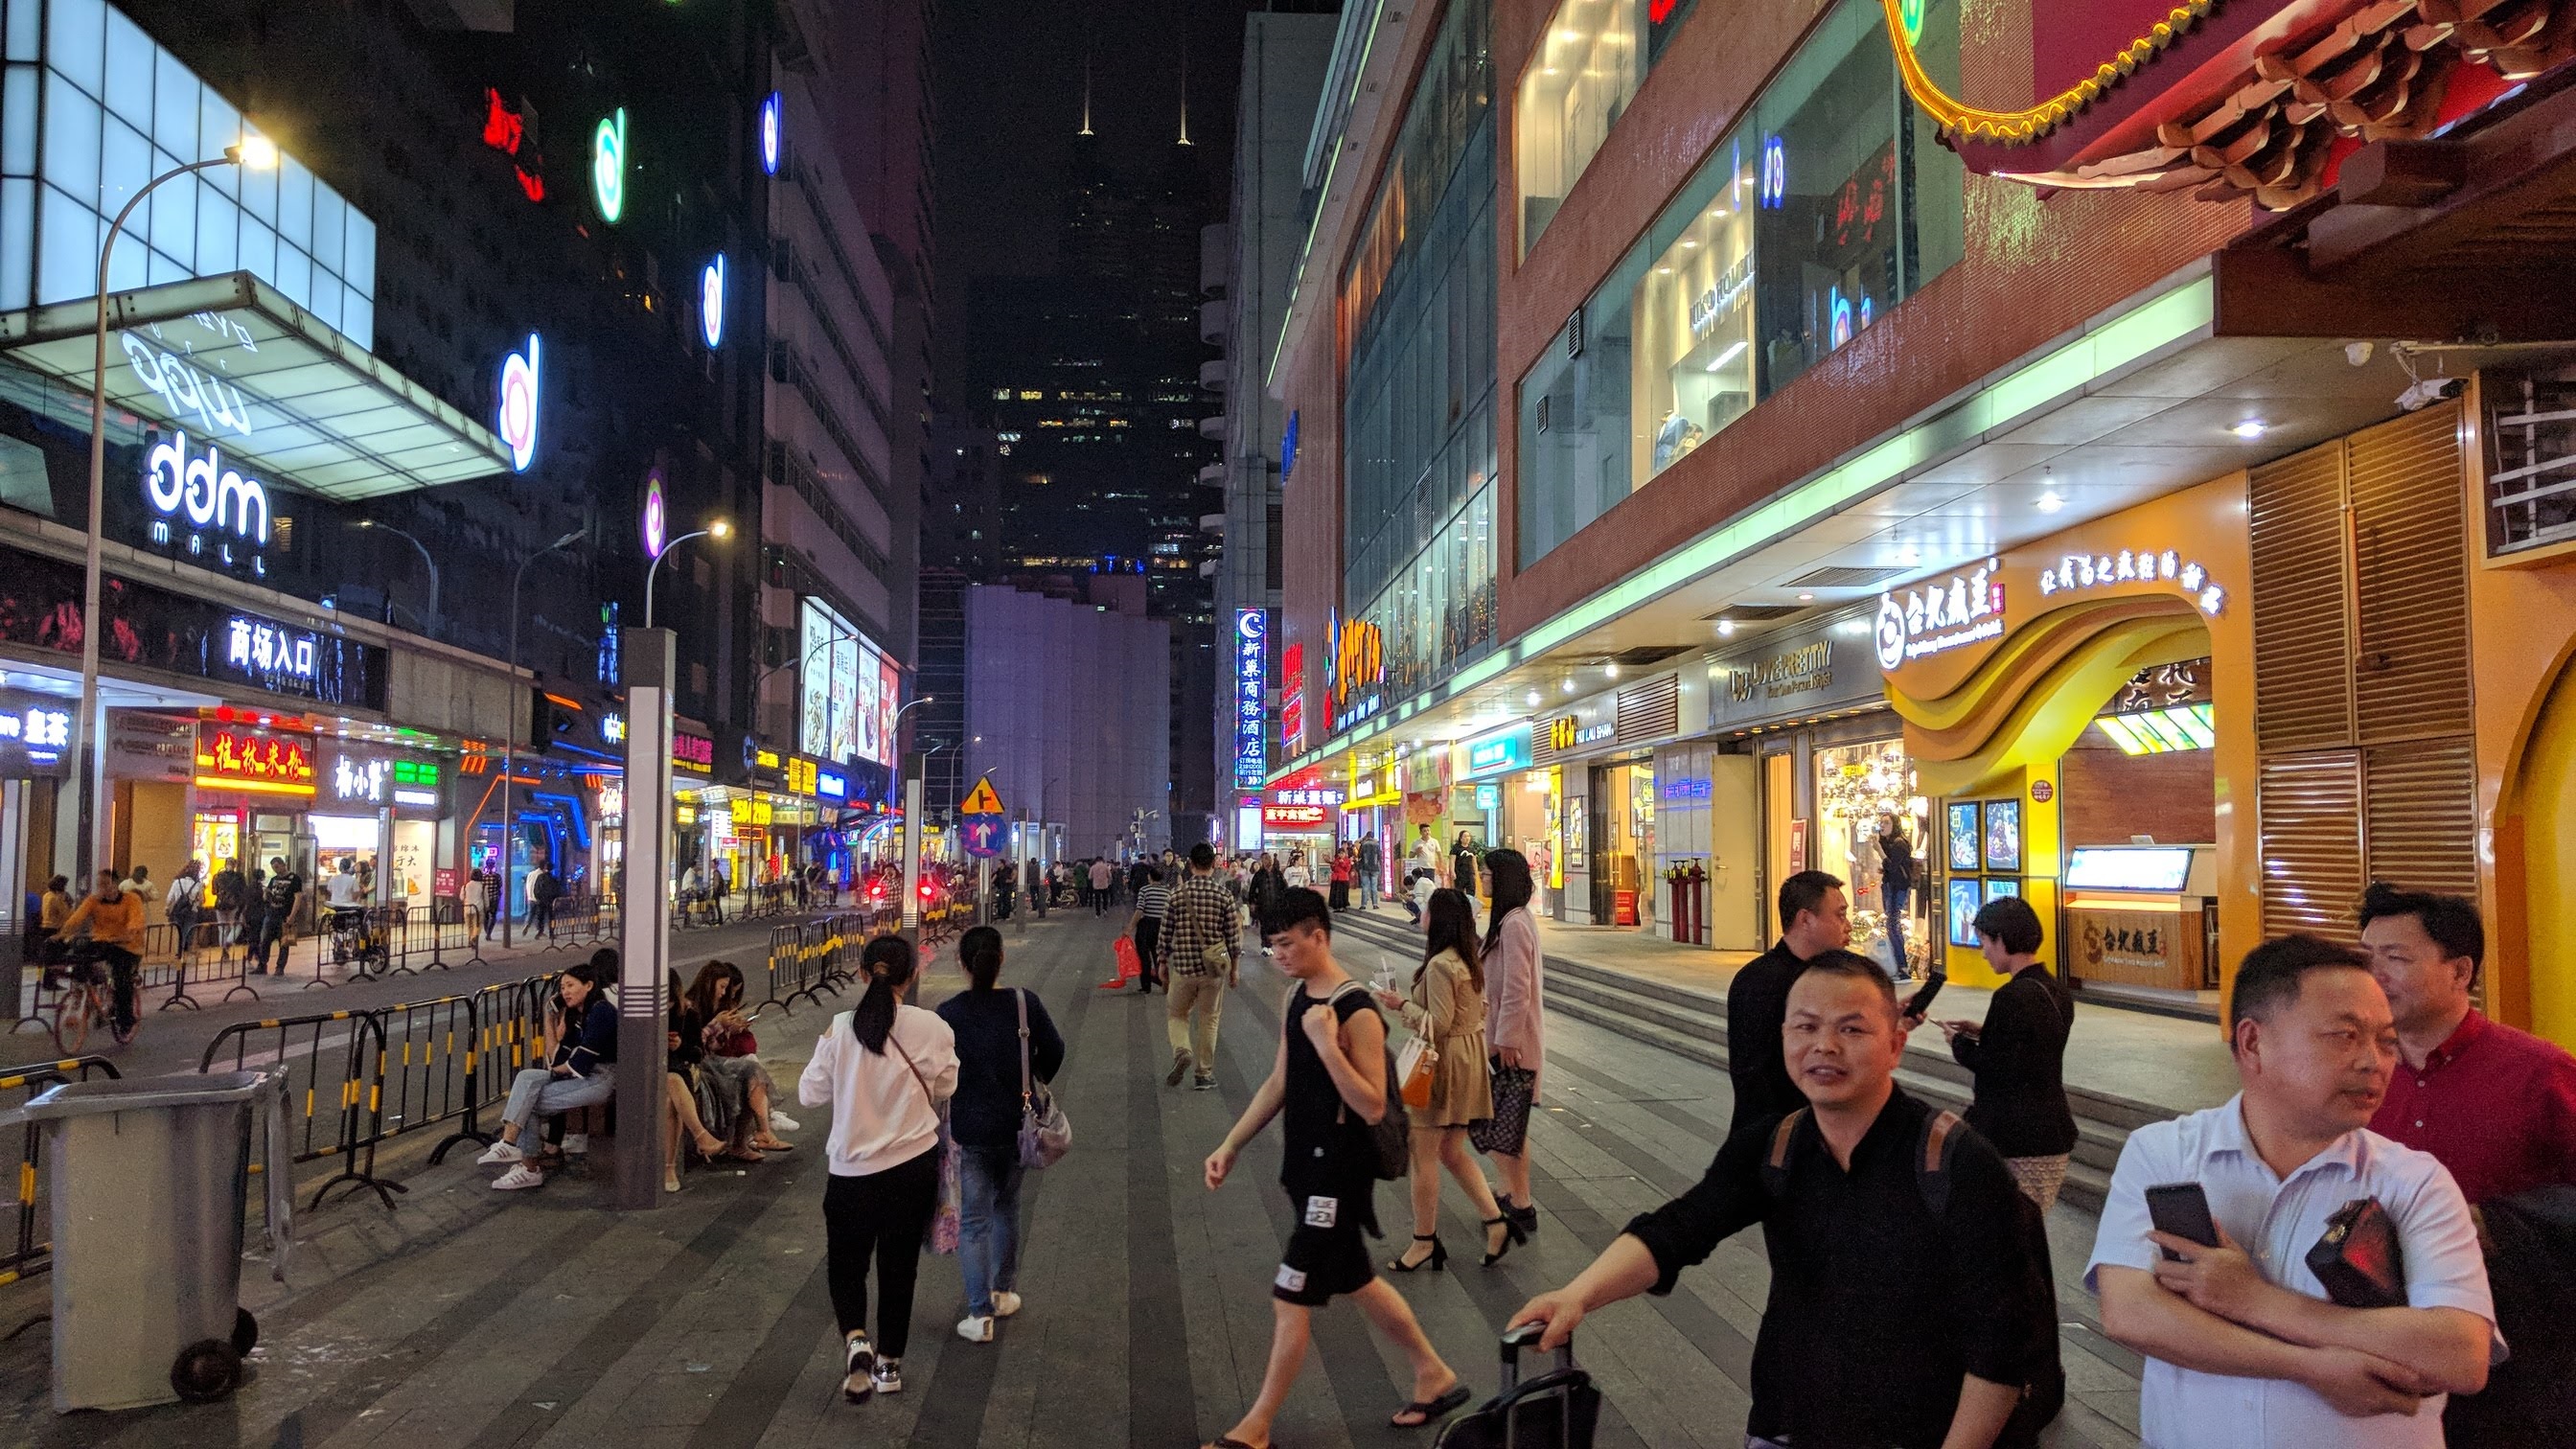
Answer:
[{"left": 1166, "top": 973, "right": 1227, "bottom": 1070}]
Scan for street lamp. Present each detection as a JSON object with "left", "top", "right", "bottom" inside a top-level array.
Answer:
[
  {"left": 353, "top": 519, "right": 441, "bottom": 635},
  {"left": 500, "top": 528, "right": 586, "bottom": 948},
  {"left": 68, "top": 137, "right": 279, "bottom": 878},
  {"left": 643, "top": 519, "right": 733, "bottom": 629}
]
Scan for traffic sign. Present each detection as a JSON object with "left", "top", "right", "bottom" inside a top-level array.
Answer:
[{"left": 959, "top": 775, "right": 1007, "bottom": 859}]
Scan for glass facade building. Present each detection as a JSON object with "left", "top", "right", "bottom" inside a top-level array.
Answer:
[
  {"left": 1337, "top": 0, "right": 1499, "bottom": 705},
  {"left": 1516, "top": 0, "right": 1961, "bottom": 566},
  {"left": 1, "top": 0, "right": 376, "bottom": 343},
  {"left": 1513, "top": 0, "right": 1699, "bottom": 257}
]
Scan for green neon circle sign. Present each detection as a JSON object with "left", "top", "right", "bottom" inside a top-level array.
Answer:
[
  {"left": 1899, "top": 0, "right": 1926, "bottom": 44},
  {"left": 591, "top": 107, "right": 628, "bottom": 224}
]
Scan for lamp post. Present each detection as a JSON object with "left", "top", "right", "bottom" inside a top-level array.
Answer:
[
  {"left": 354, "top": 519, "right": 441, "bottom": 636},
  {"left": 68, "top": 137, "right": 279, "bottom": 880},
  {"left": 892, "top": 694, "right": 934, "bottom": 936},
  {"left": 500, "top": 529, "right": 586, "bottom": 948},
  {"left": 643, "top": 519, "right": 732, "bottom": 630}
]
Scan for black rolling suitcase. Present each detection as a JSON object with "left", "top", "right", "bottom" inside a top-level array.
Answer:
[{"left": 1434, "top": 1323, "right": 1601, "bottom": 1449}]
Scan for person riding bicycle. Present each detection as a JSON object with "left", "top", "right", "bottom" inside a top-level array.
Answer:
[{"left": 58, "top": 869, "right": 146, "bottom": 1041}]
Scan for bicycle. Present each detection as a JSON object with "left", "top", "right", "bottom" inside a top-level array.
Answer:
[
  {"left": 38, "top": 941, "right": 138, "bottom": 1052},
  {"left": 326, "top": 906, "right": 390, "bottom": 976}
]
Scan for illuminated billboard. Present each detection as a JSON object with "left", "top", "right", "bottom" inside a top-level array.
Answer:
[{"left": 798, "top": 597, "right": 901, "bottom": 767}]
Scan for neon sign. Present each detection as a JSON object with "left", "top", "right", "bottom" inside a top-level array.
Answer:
[
  {"left": 498, "top": 334, "right": 541, "bottom": 472},
  {"left": 591, "top": 107, "right": 627, "bottom": 223},
  {"left": 226, "top": 615, "right": 318, "bottom": 687},
  {"left": 195, "top": 727, "right": 316, "bottom": 795},
  {"left": 2037, "top": 547, "right": 2227, "bottom": 616},
  {"left": 1233, "top": 609, "right": 1267, "bottom": 791},
  {"left": 481, "top": 88, "right": 544, "bottom": 202},
  {"left": 672, "top": 730, "right": 715, "bottom": 772},
  {"left": 332, "top": 752, "right": 388, "bottom": 803},
  {"left": 759, "top": 92, "right": 782, "bottom": 174},
  {"left": 0, "top": 703, "right": 71, "bottom": 765},
  {"left": 144, "top": 431, "right": 269, "bottom": 572},
  {"left": 642, "top": 471, "right": 667, "bottom": 557},
  {"left": 1760, "top": 136, "right": 1787, "bottom": 208},
  {"left": 1875, "top": 562, "right": 2004, "bottom": 670},
  {"left": 700, "top": 254, "right": 726, "bottom": 348},
  {"left": 1263, "top": 803, "right": 1329, "bottom": 829}
]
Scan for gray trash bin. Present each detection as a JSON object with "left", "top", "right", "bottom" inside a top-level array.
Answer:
[{"left": 13, "top": 1070, "right": 293, "bottom": 1412}]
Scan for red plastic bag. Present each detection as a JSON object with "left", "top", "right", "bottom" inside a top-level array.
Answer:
[{"left": 1099, "top": 934, "right": 1143, "bottom": 989}]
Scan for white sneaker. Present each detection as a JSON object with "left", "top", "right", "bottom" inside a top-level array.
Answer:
[
  {"left": 563, "top": 1133, "right": 589, "bottom": 1154},
  {"left": 491, "top": 1162, "right": 544, "bottom": 1191},
  {"left": 842, "top": 1332, "right": 875, "bottom": 1402},
  {"left": 956, "top": 1315, "right": 995, "bottom": 1343},
  {"left": 991, "top": 1291, "right": 1022, "bottom": 1318},
  {"left": 870, "top": 1359, "right": 904, "bottom": 1394},
  {"left": 475, "top": 1141, "right": 522, "bottom": 1166},
  {"left": 768, "top": 1111, "right": 800, "bottom": 1134}
]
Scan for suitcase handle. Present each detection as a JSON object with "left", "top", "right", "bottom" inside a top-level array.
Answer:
[{"left": 1498, "top": 1322, "right": 1576, "bottom": 1388}]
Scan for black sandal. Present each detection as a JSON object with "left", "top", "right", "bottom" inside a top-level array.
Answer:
[
  {"left": 1481, "top": 1213, "right": 1528, "bottom": 1267},
  {"left": 1385, "top": 1234, "right": 1445, "bottom": 1273},
  {"left": 1391, "top": 1381, "right": 1471, "bottom": 1428}
]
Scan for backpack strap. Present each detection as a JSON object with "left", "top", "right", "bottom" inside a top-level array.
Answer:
[
  {"left": 1757, "top": 1108, "right": 1808, "bottom": 1205},
  {"left": 1916, "top": 1108, "right": 1963, "bottom": 1218}
]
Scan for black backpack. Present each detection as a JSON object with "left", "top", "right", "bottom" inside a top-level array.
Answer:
[
  {"left": 1325, "top": 982, "right": 1410, "bottom": 1181},
  {"left": 1757, "top": 1107, "right": 2063, "bottom": 1448}
]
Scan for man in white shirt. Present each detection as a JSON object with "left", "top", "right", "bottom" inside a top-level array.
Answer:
[
  {"left": 1408, "top": 825, "right": 1443, "bottom": 886},
  {"left": 2087, "top": 934, "right": 2502, "bottom": 1449}
]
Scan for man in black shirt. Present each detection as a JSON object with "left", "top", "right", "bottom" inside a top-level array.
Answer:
[
  {"left": 1516, "top": 952, "right": 2058, "bottom": 1449},
  {"left": 1727, "top": 870, "right": 1861, "bottom": 1132},
  {"left": 1202, "top": 888, "right": 1465, "bottom": 1449}
]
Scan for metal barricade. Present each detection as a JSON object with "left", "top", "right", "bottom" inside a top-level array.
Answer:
[
  {"left": 198, "top": 1009, "right": 398, "bottom": 1210},
  {"left": 0, "top": 1054, "right": 120, "bottom": 1289},
  {"left": 371, "top": 988, "right": 490, "bottom": 1164}
]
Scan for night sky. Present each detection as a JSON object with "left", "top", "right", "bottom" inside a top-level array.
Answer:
[{"left": 932, "top": 0, "right": 1274, "bottom": 387}]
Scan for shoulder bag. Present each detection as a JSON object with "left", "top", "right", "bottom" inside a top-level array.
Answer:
[
  {"left": 891, "top": 1027, "right": 962, "bottom": 1255},
  {"left": 1016, "top": 988, "right": 1072, "bottom": 1169}
]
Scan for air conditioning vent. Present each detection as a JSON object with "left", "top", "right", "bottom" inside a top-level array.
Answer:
[
  {"left": 1701, "top": 605, "right": 1803, "bottom": 622},
  {"left": 1603, "top": 645, "right": 1690, "bottom": 667},
  {"left": 1782, "top": 565, "right": 1907, "bottom": 589},
  {"left": 1564, "top": 308, "right": 1585, "bottom": 358},
  {"left": 1536, "top": 394, "right": 1552, "bottom": 434}
]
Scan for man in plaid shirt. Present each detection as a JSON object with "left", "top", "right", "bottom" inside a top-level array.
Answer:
[{"left": 1157, "top": 842, "right": 1242, "bottom": 1091}]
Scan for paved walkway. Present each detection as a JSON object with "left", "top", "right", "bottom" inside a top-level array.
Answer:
[
  {"left": 1345, "top": 903, "right": 2238, "bottom": 1116},
  {"left": 0, "top": 912, "right": 2149, "bottom": 1448}
]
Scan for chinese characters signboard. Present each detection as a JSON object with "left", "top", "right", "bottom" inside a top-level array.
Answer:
[
  {"left": 196, "top": 725, "right": 316, "bottom": 795},
  {"left": 1233, "top": 610, "right": 1267, "bottom": 791}
]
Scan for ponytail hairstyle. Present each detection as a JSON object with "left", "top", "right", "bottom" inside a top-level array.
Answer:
[
  {"left": 959, "top": 926, "right": 1004, "bottom": 991},
  {"left": 1482, "top": 848, "right": 1533, "bottom": 957},
  {"left": 851, "top": 935, "right": 918, "bottom": 1053}
]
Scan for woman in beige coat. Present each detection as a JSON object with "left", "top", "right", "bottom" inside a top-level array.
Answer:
[{"left": 1373, "top": 887, "right": 1523, "bottom": 1272}]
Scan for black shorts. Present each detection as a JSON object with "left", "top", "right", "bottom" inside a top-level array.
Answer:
[{"left": 1273, "top": 1184, "right": 1374, "bottom": 1306}]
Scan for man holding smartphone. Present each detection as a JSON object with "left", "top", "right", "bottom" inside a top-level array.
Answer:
[{"left": 2086, "top": 934, "right": 2501, "bottom": 1448}]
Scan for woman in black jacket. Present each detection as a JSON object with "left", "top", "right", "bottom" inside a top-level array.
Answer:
[
  {"left": 1937, "top": 897, "right": 2078, "bottom": 1210},
  {"left": 933, "top": 926, "right": 1064, "bottom": 1343}
]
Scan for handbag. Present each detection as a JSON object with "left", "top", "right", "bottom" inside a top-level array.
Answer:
[
  {"left": 891, "top": 1033, "right": 961, "bottom": 1255},
  {"left": 1396, "top": 1032, "right": 1438, "bottom": 1112},
  {"left": 2308, "top": 1197, "right": 2405, "bottom": 1308},
  {"left": 1016, "top": 988, "right": 1072, "bottom": 1169}
]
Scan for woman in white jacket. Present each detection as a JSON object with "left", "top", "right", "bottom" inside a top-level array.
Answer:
[{"left": 799, "top": 934, "right": 956, "bottom": 1403}]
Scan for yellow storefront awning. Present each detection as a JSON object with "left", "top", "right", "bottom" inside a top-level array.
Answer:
[{"left": 0, "top": 272, "right": 512, "bottom": 500}]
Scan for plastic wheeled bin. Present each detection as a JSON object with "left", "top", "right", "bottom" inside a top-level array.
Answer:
[{"left": 13, "top": 1070, "right": 293, "bottom": 1413}]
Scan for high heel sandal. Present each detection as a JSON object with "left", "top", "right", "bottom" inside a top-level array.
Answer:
[
  {"left": 1481, "top": 1213, "right": 1528, "bottom": 1267},
  {"left": 1385, "top": 1234, "right": 1446, "bottom": 1273}
]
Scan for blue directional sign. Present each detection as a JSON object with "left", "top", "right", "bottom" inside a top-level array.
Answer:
[{"left": 959, "top": 776, "right": 1007, "bottom": 859}]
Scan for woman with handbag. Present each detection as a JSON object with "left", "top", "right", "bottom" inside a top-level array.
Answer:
[
  {"left": 798, "top": 935, "right": 957, "bottom": 1403},
  {"left": 1372, "top": 887, "right": 1520, "bottom": 1273},
  {"left": 934, "top": 926, "right": 1066, "bottom": 1343},
  {"left": 664, "top": 969, "right": 738, "bottom": 1193},
  {"left": 1472, "top": 848, "right": 1546, "bottom": 1238},
  {"left": 686, "top": 960, "right": 798, "bottom": 1152}
]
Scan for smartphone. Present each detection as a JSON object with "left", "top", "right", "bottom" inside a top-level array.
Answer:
[
  {"left": 2146, "top": 1182, "right": 2220, "bottom": 1261},
  {"left": 1904, "top": 972, "right": 1945, "bottom": 1020}
]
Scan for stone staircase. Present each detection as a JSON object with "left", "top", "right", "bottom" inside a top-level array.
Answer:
[{"left": 1333, "top": 910, "right": 2165, "bottom": 1213}]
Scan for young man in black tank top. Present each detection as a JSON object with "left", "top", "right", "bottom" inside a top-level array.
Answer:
[{"left": 1201, "top": 888, "right": 1468, "bottom": 1448}]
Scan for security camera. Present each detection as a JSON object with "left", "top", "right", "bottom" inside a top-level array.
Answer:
[
  {"left": 2345, "top": 341, "right": 2376, "bottom": 367},
  {"left": 2397, "top": 377, "right": 2464, "bottom": 412}
]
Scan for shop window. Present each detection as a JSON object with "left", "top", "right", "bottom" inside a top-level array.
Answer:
[
  {"left": 1514, "top": 0, "right": 1964, "bottom": 569},
  {"left": 1815, "top": 738, "right": 1928, "bottom": 976},
  {"left": 1514, "top": 0, "right": 1703, "bottom": 257}
]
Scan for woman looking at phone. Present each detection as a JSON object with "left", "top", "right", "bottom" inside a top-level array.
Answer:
[
  {"left": 687, "top": 960, "right": 798, "bottom": 1152},
  {"left": 1939, "top": 896, "right": 2078, "bottom": 1210}
]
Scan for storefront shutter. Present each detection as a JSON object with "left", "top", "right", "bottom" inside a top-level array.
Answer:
[
  {"left": 2348, "top": 405, "right": 2472, "bottom": 744},
  {"left": 2249, "top": 446, "right": 2356, "bottom": 752},
  {"left": 2256, "top": 750, "right": 2364, "bottom": 942},
  {"left": 2363, "top": 738, "right": 2486, "bottom": 1009},
  {"left": 1616, "top": 673, "right": 1680, "bottom": 742}
]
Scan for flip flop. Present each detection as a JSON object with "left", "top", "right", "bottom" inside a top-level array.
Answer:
[
  {"left": 1205, "top": 1438, "right": 1269, "bottom": 1449},
  {"left": 1390, "top": 1381, "right": 1471, "bottom": 1428}
]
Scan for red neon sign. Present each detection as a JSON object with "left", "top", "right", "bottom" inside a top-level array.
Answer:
[
  {"left": 482, "top": 88, "right": 546, "bottom": 203},
  {"left": 196, "top": 727, "right": 316, "bottom": 794}
]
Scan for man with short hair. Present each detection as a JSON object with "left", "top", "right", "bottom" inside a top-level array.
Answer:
[
  {"left": 253, "top": 856, "right": 302, "bottom": 976},
  {"left": 1355, "top": 833, "right": 1382, "bottom": 910},
  {"left": 1202, "top": 888, "right": 1466, "bottom": 1448},
  {"left": 1729, "top": 870, "right": 1906, "bottom": 1132},
  {"left": 1089, "top": 857, "right": 1116, "bottom": 915},
  {"left": 1408, "top": 824, "right": 1443, "bottom": 886},
  {"left": 1514, "top": 951, "right": 2059, "bottom": 1449},
  {"left": 1131, "top": 866, "right": 1172, "bottom": 995},
  {"left": 2357, "top": 881, "right": 2576, "bottom": 1206},
  {"left": 1157, "top": 843, "right": 1242, "bottom": 1090},
  {"left": 2088, "top": 935, "right": 2501, "bottom": 1448}
]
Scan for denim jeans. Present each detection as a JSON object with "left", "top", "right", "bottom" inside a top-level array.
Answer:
[
  {"left": 500, "top": 1065, "right": 616, "bottom": 1135},
  {"left": 1884, "top": 884, "right": 1912, "bottom": 978},
  {"left": 958, "top": 1143, "right": 1025, "bottom": 1317}
]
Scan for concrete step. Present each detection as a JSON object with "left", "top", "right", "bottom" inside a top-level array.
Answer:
[{"left": 1334, "top": 908, "right": 2130, "bottom": 1206}]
